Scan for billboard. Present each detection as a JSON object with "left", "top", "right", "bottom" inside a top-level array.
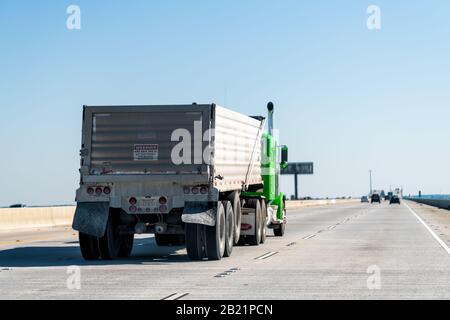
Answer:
[{"left": 281, "top": 162, "right": 314, "bottom": 175}]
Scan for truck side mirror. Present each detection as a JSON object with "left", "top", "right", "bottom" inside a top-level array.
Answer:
[{"left": 281, "top": 145, "right": 288, "bottom": 169}]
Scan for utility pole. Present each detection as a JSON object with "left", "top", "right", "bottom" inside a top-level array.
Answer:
[{"left": 369, "top": 170, "right": 373, "bottom": 195}]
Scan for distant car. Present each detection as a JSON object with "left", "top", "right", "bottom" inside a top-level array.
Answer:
[
  {"left": 371, "top": 194, "right": 381, "bottom": 204},
  {"left": 9, "top": 204, "right": 26, "bottom": 208},
  {"left": 390, "top": 195, "right": 401, "bottom": 204},
  {"left": 361, "top": 196, "right": 369, "bottom": 203}
]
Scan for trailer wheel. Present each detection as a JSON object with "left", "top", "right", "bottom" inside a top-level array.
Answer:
[
  {"left": 246, "top": 199, "right": 261, "bottom": 246},
  {"left": 227, "top": 192, "right": 242, "bottom": 245},
  {"left": 98, "top": 212, "right": 122, "bottom": 259},
  {"left": 79, "top": 232, "right": 100, "bottom": 260},
  {"left": 260, "top": 200, "right": 267, "bottom": 244},
  {"left": 118, "top": 234, "right": 134, "bottom": 258},
  {"left": 222, "top": 201, "right": 234, "bottom": 257},
  {"left": 155, "top": 234, "right": 185, "bottom": 246},
  {"left": 205, "top": 202, "right": 226, "bottom": 260},
  {"left": 186, "top": 224, "right": 205, "bottom": 261}
]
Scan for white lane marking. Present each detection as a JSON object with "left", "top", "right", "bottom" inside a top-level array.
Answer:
[
  {"left": 162, "top": 292, "right": 189, "bottom": 300},
  {"left": 215, "top": 267, "right": 241, "bottom": 277},
  {"left": 403, "top": 202, "right": 450, "bottom": 255},
  {"left": 256, "top": 251, "right": 278, "bottom": 260},
  {"left": 303, "top": 234, "right": 316, "bottom": 240},
  {"left": 328, "top": 225, "right": 336, "bottom": 230},
  {"left": 215, "top": 273, "right": 228, "bottom": 278}
]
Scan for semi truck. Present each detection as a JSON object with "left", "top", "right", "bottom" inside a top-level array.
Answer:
[{"left": 73, "top": 102, "right": 288, "bottom": 261}]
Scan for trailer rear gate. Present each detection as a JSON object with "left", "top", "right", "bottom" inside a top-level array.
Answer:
[{"left": 82, "top": 104, "right": 263, "bottom": 192}]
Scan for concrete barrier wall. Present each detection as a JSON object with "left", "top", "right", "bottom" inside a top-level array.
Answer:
[
  {"left": 0, "top": 206, "right": 76, "bottom": 231},
  {"left": 0, "top": 199, "right": 359, "bottom": 232},
  {"left": 405, "top": 198, "right": 450, "bottom": 210},
  {"left": 286, "top": 199, "right": 359, "bottom": 209}
]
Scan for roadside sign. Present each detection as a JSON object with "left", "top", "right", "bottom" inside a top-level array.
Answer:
[{"left": 281, "top": 162, "right": 314, "bottom": 175}]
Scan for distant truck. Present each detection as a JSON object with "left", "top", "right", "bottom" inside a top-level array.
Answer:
[
  {"left": 371, "top": 193, "right": 381, "bottom": 204},
  {"left": 73, "top": 102, "right": 288, "bottom": 261},
  {"left": 383, "top": 191, "right": 393, "bottom": 201}
]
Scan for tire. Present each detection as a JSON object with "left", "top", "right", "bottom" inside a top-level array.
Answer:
[
  {"left": 274, "top": 198, "right": 286, "bottom": 237},
  {"left": 118, "top": 234, "right": 134, "bottom": 258},
  {"left": 273, "top": 222, "right": 285, "bottom": 237},
  {"left": 155, "top": 234, "right": 185, "bottom": 246},
  {"left": 227, "top": 192, "right": 242, "bottom": 245},
  {"left": 186, "top": 223, "right": 204, "bottom": 261},
  {"left": 98, "top": 212, "right": 122, "bottom": 260},
  {"left": 205, "top": 201, "right": 226, "bottom": 260},
  {"left": 237, "top": 237, "right": 247, "bottom": 246},
  {"left": 246, "top": 199, "right": 261, "bottom": 246},
  {"left": 260, "top": 200, "right": 267, "bottom": 244},
  {"left": 222, "top": 201, "right": 234, "bottom": 257},
  {"left": 79, "top": 232, "right": 100, "bottom": 260}
]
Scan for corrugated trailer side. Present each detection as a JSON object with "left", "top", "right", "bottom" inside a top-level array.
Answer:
[{"left": 212, "top": 105, "right": 264, "bottom": 192}]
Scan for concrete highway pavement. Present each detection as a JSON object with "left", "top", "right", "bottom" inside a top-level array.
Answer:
[{"left": 0, "top": 201, "right": 449, "bottom": 299}]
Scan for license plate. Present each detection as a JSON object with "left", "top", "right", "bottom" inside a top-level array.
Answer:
[{"left": 141, "top": 199, "right": 157, "bottom": 207}]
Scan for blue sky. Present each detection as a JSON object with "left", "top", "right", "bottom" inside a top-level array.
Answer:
[{"left": 1, "top": 1, "right": 450, "bottom": 206}]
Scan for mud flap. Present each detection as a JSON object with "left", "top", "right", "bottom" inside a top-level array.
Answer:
[
  {"left": 240, "top": 210, "right": 256, "bottom": 236},
  {"left": 72, "top": 202, "right": 109, "bottom": 237},
  {"left": 181, "top": 202, "right": 216, "bottom": 227}
]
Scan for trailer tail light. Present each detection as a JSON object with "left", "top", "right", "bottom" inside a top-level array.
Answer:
[
  {"left": 103, "top": 187, "right": 111, "bottom": 195},
  {"left": 129, "top": 206, "right": 137, "bottom": 213},
  {"left": 159, "top": 205, "right": 168, "bottom": 213},
  {"left": 183, "top": 187, "right": 190, "bottom": 194},
  {"left": 200, "top": 187, "right": 208, "bottom": 194},
  {"left": 159, "top": 196, "right": 167, "bottom": 205},
  {"left": 129, "top": 197, "right": 137, "bottom": 205},
  {"left": 191, "top": 187, "right": 199, "bottom": 195},
  {"left": 87, "top": 187, "right": 94, "bottom": 195},
  {"left": 95, "top": 187, "right": 103, "bottom": 196}
]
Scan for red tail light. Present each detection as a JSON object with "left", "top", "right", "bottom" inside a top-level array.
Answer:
[
  {"left": 87, "top": 187, "right": 94, "bottom": 195},
  {"left": 129, "top": 206, "right": 137, "bottom": 213},
  {"left": 191, "top": 187, "right": 199, "bottom": 194},
  {"left": 200, "top": 187, "right": 208, "bottom": 194},
  {"left": 241, "top": 223, "right": 252, "bottom": 231},
  {"left": 183, "top": 187, "right": 190, "bottom": 194},
  {"left": 159, "top": 205, "right": 168, "bottom": 213},
  {"left": 129, "top": 197, "right": 137, "bottom": 205},
  {"left": 159, "top": 196, "right": 167, "bottom": 205},
  {"left": 95, "top": 187, "right": 103, "bottom": 195},
  {"left": 103, "top": 187, "right": 111, "bottom": 195}
]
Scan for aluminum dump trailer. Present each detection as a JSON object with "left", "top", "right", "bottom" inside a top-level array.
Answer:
[{"left": 73, "top": 103, "right": 288, "bottom": 261}]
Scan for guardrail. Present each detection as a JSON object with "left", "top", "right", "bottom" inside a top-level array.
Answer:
[
  {"left": 0, "top": 199, "right": 359, "bottom": 232},
  {"left": 404, "top": 197, "right": 450, "bottom": 210}
]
